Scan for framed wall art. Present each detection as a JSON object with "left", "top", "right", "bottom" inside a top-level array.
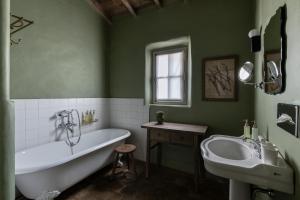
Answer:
[{"left": 202, "top": 55, "right": 238, "bottom": 101}]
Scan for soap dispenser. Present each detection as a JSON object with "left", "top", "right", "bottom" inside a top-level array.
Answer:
[
  {"left": 251, "top": 120, "right": 258, "bottom": 140},
  {"left": 243, "top": 119, "right": 251, "bottom": 139}
]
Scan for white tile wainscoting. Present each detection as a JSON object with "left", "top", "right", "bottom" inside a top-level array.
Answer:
[
  {"left": 13, "top": 98, "right": 149, "bottom": 161},
  {"left": 110, "top": 98, "right": 149, "bottom": 160}
]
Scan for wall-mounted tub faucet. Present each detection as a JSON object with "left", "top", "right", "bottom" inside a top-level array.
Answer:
[{"left": 55, "top": 109, "right": 82, "bottom": 148}]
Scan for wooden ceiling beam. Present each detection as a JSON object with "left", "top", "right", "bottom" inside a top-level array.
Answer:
[
  {"left": 153, "top": 0, "right": 161, "bottom": 7},
  {"left": 87, "top": 0, "right": 112, "bottom": 25},
  {"left": 120, "top": 0, "right": 137, "bottom": 17}
]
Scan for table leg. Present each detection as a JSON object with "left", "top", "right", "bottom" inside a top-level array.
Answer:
[
  {"left": 145, "top": 129, "right": 151, "bottom": 178},
  {"left": 112, "top": 152, "right": 119, "bottom": 176},
  {"left": 129, "top": 152, "right": 137, "bottom": 177},
  {"left": 194, "top": 135, "right": 200, "bottom": 192},
  {"left": 157, "top": 143, "right": 162, "bottom": 167},
  {"left": 127, "top": 154, "right": 130, "bottom": 170}
]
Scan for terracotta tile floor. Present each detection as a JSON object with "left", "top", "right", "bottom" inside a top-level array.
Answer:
[{"left": 55, "top": 162, "right": 229, "bottom": 200}]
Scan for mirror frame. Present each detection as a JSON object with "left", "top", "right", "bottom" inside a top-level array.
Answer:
[{"left": 263, "top": 4, "right": 287, "bottom": 95}]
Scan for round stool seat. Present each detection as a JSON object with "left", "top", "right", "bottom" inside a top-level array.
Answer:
[{"left": 115, "top": 144, "right": 136, "bottom": 154}]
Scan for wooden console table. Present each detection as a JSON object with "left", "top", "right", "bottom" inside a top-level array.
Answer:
[{"left": 141, "top": 122, "right": 208, "bottom": 192}]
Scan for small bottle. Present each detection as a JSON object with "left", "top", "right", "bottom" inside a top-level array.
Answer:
[
  {"left": 87, "top": 110, "right": 90, "bottom": 123},
  {"left": 251, "top": 120, "right": 258, "bottom": 140},
  {"left": 92, "top": 110, "right": 95, "bottom": 122},
  {"left": 88, "top": 110, "right": 92, "bottom": 123},
  {"left": 85, "top": 111, "right": 89, "bottom": 123},
  {"left": 243, "top": 119, "right": 251, "bottom": 139},
  {"left": 81, "top": 112, "right": 85, "bottom": 125}
]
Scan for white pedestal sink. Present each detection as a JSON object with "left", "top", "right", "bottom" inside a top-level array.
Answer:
[{"left": 201, "top": 135, "right": 294, "bottom": 200}]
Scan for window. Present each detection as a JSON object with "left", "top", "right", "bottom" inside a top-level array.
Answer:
[
  {"left": 152, "top": 46, "right": 188, "bottom": 105},
  {"left": 145, "top": 36, "right": 191, "bottom": 107}
]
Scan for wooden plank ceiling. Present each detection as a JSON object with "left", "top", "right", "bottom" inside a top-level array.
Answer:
[{"left": 87, "top": 0, "right": 179, "bottom": 24}]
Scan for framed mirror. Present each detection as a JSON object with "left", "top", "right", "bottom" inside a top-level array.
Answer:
[{"left": 263, "top": 4, "right": 287, "bottom": 95}]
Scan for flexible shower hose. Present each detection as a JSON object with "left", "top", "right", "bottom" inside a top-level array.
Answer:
[{"left": 55, "top": 109, "right": 82, "bottom": 148}]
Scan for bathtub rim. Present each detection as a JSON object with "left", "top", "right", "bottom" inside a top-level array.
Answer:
[{"left": 15, "top": 128, "right": 131, "bottom": 175}]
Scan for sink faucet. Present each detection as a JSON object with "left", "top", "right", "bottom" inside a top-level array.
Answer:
[{"left": 243, "top": 137, "right": 261, "bottom": 159}]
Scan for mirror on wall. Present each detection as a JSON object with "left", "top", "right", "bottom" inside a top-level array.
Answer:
[{"left": 263, "top": 4, "right": 287, "bottom": 95}]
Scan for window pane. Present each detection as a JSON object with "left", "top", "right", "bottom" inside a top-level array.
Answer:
[
  {"left": 169, "top": 77, "right": 182, "bottom": 100},
  {"left": 156, "top": 54, "right": 168, "bottom": 77},
  {"left": 169, "top": 52, "right": 183, "bottom": 76},
  {"left": 157, "top": 78, "right": 168, "bottom": 100}
]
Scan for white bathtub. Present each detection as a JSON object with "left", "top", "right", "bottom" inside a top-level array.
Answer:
[{"left": 15, "top": 128, "right": 131, "bottom": 199}]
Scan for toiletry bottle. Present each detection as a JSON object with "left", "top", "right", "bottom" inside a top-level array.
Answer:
[
  {"left": 243, "top": 119, "right": 251, "bottom": 139},
  {"left": 92, "top": 110, "right": 95, "bottom": 122},
  {"left": 88, "top": 110, "right": 92, "bottom": 123},
  {"left": 87, "top": 110, "right": 90, "bottom": 123},
  {"left": 251, "top": 120, "right": 258, "bottom": 140},
  {"left": 82, "top": 112, "right": 85, "bottom": 125},
  {"left": 85, "top": 111, "right": 89, "bottom": 124}
]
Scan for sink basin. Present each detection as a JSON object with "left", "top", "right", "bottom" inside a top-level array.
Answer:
[
  {"left": 207, "top": 139, "right": 251, "bottom": 160},
  {"left": 201, "top": 135, "right": 294, "bottom": 198}
]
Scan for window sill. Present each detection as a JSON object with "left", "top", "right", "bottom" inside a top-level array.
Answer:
[{"left": 149, "top": 103, "right": 191, "bottom": 108}]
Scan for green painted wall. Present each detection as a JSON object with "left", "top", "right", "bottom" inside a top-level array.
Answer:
[
  {"left": 255, "top": 0, "right": 300, "bottom": 199},
  {"left": 11, "top": 0, "right": 109, "bottom": 99},
  {"left": 109, "top": 0, "right": 255, "bottom": 172},
  {"left": 1, "top": 0, "right": 14, "bottom": 199}
]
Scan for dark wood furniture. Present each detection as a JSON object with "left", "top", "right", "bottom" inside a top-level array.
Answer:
[
  {"left": 141, "top": 122, "right": 208, "bottom": 192},
  {"left": 112, "top": 144, "right": 137, "bottom": 177}
]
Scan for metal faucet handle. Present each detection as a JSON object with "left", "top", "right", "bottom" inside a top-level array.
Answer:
[
  {"left": 243, "top": 138, "right": 262, "bottom": 159},
  {"left": 243, "top": 137, "right": 259, "bottom": 143},
  {"left": 66, "top": 122, "right": 77, "bottom": 126},
  {"left": 242, "top": 136, "right": 250, "bottom": 142}
]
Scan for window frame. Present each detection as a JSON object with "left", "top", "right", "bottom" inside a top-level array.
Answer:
[{"left": 151, "top": 45, "right": 188, "bottom": 105}]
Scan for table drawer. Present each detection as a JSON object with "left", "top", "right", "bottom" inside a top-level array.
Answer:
[
  {"left": 170, "top": 133, "right": 193, "bottom": 145},
  {"left": 150, "top": 130, "right": 170, "bottom": 142}
]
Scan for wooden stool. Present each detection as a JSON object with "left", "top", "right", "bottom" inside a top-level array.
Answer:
[{"left": 111, "top": 144, "right": 137, "bottom": 177}]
